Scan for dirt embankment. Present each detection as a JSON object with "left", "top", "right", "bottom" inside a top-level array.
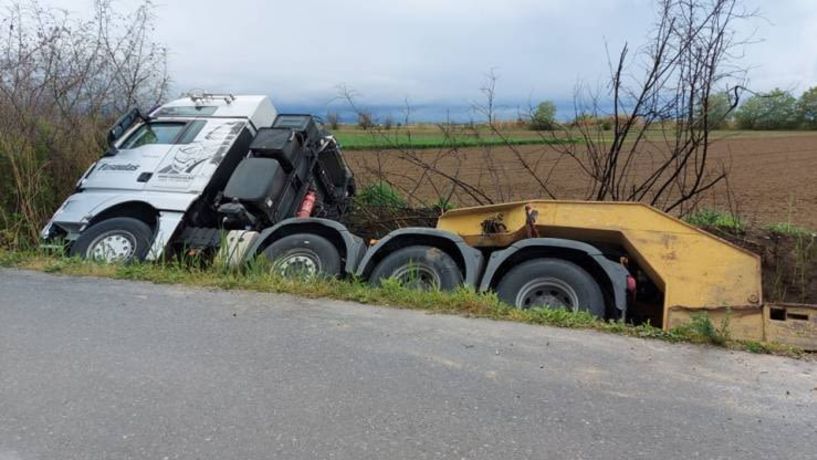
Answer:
[{"left": 713, "top": 227, "right": 817, "bottom": 305}]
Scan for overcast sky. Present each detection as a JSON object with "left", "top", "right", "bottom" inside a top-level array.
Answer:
[{"left": 35, "top": 0, "right": 817, "bottom": 118}]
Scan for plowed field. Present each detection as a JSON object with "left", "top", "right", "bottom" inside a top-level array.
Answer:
[{"left": 345, "top": 132, "right": 817, "bottom": 229}]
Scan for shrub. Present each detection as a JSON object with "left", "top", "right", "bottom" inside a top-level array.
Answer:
[
  {"left": 685, "top": 209, "right": 745, "bottom": 232},
  {"left": 357, "top": 112, "right": 375, "bottom": 130},
  {"left": 432, "top": 197, "right": 455, "bottom": 212},
  {"left": 326, "top": 112, "right": 340, "bottom": 130},
  {"left": 529, "top": 101, "right": 557, "bottom": 130},
  {"left": 735, "top": 89, "right": 800, "bottom": 130},
  {"left": 798, "top": 86, "right": 817, "bottom": 130},
  {"left": 671, "top": 312, "right": 730, "bottom": 346},
  {"left": 765, "top": 222, "right": 814, "bottom": 237},
  {"left": 0, "top": 1, "right": 168, "bottom": 249},
  {"left": 705, "top": 92, "right": 734, "bottom": 129},
  {"left": 355, "top": 182, "right": 406, "bottom": 209},
  {"left": 382, "top": 115, "right": 394, "bottom": 130}
]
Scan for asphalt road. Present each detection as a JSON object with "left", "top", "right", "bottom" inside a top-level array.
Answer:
[{"left": 1, "top": 269, "right": 816, "bottom": 460}]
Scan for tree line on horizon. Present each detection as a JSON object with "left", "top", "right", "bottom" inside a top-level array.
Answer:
[
  {"left": 558, "top": 87, "right": 817, "bottom": 131},
  {"left": 337, "top": 86, "right": 817, "bottom": 132}
]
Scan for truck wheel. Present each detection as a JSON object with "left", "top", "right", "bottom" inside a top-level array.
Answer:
[
  {"left": 262, "top": 233, "right": 341, "bottom": 278},
  {"left": 369, "top": 245, "right": 462, "bottom": 291},
  {"left": 70, "top": 217, "right": 154, "bottom": 263},
  {"left": 496, "top": 258, "right": 605, "bottom": 317}
]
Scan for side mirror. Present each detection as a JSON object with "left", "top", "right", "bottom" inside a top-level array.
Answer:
[{"left": 107, "top": 107, "right": 143, "bottom": 147}]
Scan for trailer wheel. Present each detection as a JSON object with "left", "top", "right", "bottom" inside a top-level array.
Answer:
[
  {"left": 70, "top": 217, "right": 153, "bottom": 263},
  {"left": 496, "top": 258, "right": 605, "bottom": 317},
  {"left": 369, "top": 245, "right": 462, "bottom": 291},
  {"left": 262, "top": 233, "right": 341, "bottom": 278}
]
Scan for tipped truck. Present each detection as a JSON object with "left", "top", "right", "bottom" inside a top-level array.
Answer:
[{"left": 43, "top": 94, "right": 817, "bottom": 350}]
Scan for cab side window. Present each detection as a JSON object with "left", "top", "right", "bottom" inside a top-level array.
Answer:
[
  {"left": 176, "top": 120, "right": 207, "bottom": 144},
  {"left": 120, "top": 122, "right": 186, "bottom": 149}
]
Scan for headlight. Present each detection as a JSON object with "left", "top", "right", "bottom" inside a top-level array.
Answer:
[
  {"left": 54, "top": 199, "right": 73, "bottom": 215},
  {"left": 76, "top": 161, "right": 97, "bottom": 188},
  {"left": 40, "top": 222, "right": 53, "bottom": 239}
]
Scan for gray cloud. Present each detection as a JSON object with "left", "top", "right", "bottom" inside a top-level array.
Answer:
[{"left": 27, "top": 0, "right": 817, "bottom": 114}]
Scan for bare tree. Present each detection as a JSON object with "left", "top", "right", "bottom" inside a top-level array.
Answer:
[
  {"left": 335, "top": 0, "right": 754, "bottom": 220},
  {"left": 325, "top": 112, "right": 340, "bottom": 130},
  {"left": 554, "top": 0, "right": 752, "bottom": 214},
  {"left": 475, "top": 67, "right": 499, "bottom": 124},
  {"left": 338, "top": 86, "right": 496, "bottom": 208},
  {"left": 0, "top": 0, "right": 169, "bottom": 246}
]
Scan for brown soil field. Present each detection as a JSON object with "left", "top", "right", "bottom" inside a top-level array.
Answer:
[{"left": 345, "top": 132, "right": 817, "bottom": 229}]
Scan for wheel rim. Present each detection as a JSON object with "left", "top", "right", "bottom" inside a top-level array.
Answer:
[
  {"left": 392, "top": 263, "right": 441, "bottom": 290},
  {"left": 515, "top": 277, "right": 580, "bottom": 311},
  {"left": 273, "top": 249, "right": 322, "bottom": 278},
  {"left": 86, "top": 230, "right": 137, "bottom": 263}
]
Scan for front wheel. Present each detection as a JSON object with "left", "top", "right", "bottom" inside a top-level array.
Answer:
[
  {"left": 70, "top": 217, "right": 154, "bottom": 263},
  {"left": 495, "top": 258, "right": 605, "bottom": 317}
]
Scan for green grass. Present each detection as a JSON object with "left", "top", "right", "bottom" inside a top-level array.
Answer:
[
  {"left": 685, "top": 209, "right": 746, "bottom": 232},
  {"left": 332, "top": 126, "right": 817, "bottom": 151},
  {"left": 765, "top": 222, "right": 815, "bottom": 237},
  {"left": 671, "top": 312, "right": 731, "bottom": 346},
  {"left": 0, "top": 248, "right": 805, "bottom": 357},
  {"left": 355, "top": 182, "right": 407, "bottom": 209}
]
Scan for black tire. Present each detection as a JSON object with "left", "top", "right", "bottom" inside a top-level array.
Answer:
[
  {"left": 69, "top": 217, "right": 154, "bottom": 263},
  {"left": 369, "top": 245, "right": 462, "bottom": 291},
  {"left": 495, "top": 258, "right": 605, "bottom": 317},
  {"left": 262, "top": 233, "right": 342, "bottom": 278}
]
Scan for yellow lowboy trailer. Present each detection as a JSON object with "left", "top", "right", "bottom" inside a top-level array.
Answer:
[
  {"left": 436, "top": 200, "right": 817, "bottom": 349},
  {"left": 239, "top": 198, "right": 816, "bottom": 349}
]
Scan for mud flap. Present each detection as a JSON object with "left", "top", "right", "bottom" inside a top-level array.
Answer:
[{"left": 145, "top": 211, "right": 185, "bottom": 261}]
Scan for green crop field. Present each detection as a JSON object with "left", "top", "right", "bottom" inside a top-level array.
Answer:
[
  {"left": 333, "top": 126, "right": 572, "bottom": 150},
  {"left": 331, "top": 125, "right": 814, "bottom": 151}
]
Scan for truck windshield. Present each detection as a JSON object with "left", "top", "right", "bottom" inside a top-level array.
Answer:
[{"left": 120, "top": 122, "right": 186, "bottom": 149}]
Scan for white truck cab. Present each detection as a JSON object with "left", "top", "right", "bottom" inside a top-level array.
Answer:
[{"left": 42, "top": 93, "right": 353, "bottom": 262}]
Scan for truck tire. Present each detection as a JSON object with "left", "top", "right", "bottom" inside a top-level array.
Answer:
[
  {"left": 262, "top": 233, "right": 341, "bottom": 278},
  {"left": 369, "top": 245, "right": 462, "bottom": 291},
  {"left": 496, "top": 258, "right": 605, "bottom": 317},
  {"left": 70, "top": 217, "right": 154, "bottom": 263}
]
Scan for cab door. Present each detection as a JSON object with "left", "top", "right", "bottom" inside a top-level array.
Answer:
[{"left": 81, "top": 121, "right": 190, "bottom": 192}]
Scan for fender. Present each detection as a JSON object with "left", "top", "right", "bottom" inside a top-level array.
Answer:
[
  {"left": 49, "top": 191, "right": 197, "bottom": 234},
  {"left": 245, "top": 217, "right": 366, "bottom": 274},
  {"left": 479, "top": 238, "right": 630, "bottom": 316},
  {"left": 46, "top": 192, "right": 194, "bottom": 259},
  {"left": 355, "top": 228, "right": 485, "bottom": 287}
]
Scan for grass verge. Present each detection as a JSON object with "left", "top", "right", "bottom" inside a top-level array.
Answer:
[{"left": 0, "top": 249, "right": 805, "bottom": 358}]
